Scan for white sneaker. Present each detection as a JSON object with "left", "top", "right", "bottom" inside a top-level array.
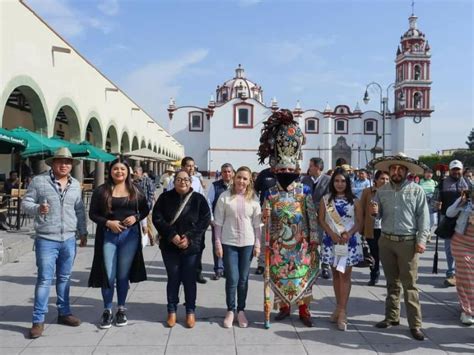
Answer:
[
  {"left": 223, "top": 311, "right": 234, "bottom": 328},
  {"left": 460, "top": 312, "right": 474, "bottom": 325},
  {"left": 237, "top": 311, "right": 248, "bottom": 328}
]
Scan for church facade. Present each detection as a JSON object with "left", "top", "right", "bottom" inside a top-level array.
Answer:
[{"left": 168, "top": 13, "right": 432, "bottom": 174}]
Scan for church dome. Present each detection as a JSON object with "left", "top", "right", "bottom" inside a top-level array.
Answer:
[{"left": 215, "top": 64, "right": 264, "bottom": 104}]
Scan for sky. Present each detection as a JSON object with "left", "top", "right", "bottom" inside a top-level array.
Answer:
[{"left": 26, "top": 0, "right": 473, "bottom": 152}]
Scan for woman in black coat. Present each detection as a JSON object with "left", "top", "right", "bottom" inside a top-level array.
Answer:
[
  {"left": 152, "top": 170, "right": 211, "bottom": 329},
  {"left": 88, "top": 158, "right": 149, "bottom": 329}
]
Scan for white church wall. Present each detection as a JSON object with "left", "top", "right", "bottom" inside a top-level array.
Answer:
[
  {"left": 169, "top": 108, "right": 209, "bottom": 171},
  {"left": 209, "top": 98, "right": 272, "bottom": 173}
]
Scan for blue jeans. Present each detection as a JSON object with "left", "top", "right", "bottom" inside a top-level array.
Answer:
[
  {"left": 211, "top": 227, "right": 224, "bottom": 274},
  {"left": 33, "top": 237, "right": 76, "bottom": 323},
  {"left": 161, "top": 250, "right": 198, "bottom": 314},
  {"left": 101, "top": 226, "right": 139, "bottom": 309},
  {"left": 223, "top": 244, "right": 253, "bottom": 312},
  {"left": 444, "top": 238, "right": 456, "bottom": 277}
]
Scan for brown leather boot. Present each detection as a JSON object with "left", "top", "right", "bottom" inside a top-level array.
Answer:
[
  {"left": 275, "top": 304, "right": 291, "bottom": 321},
  {"left": 57, "top": 314, "right": 81, "bottom": 326},
  {"left": 298, "top": 304, "right": 313, "bottom": 327},
  {"left": 29, "top": 323, "right": 44, "bottom": 339},
  {"left": 185, "top": 313, "right": 196, "bottom": 328},
  {"left": 167, "top": 313, "right": 177, "bottom": 328}
]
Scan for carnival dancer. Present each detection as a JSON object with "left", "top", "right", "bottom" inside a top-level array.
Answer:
[{"left": 258, "top": 109, "right": 320, "bottom": 328}]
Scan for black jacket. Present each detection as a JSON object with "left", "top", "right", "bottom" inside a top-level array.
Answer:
[
  {"left": 152, "top": 189, "right": 211, "bottom": 255},
  {"left": 88, "top": 184, "right": 150, "bottom": 288}
]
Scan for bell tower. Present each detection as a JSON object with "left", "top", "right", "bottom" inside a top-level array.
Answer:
[{"left": 392, "top": 10, "right": 433, "bottom": 158}]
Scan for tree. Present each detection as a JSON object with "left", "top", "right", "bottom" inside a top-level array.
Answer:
[{"left": 467, "top": 128, "right": 474, "bottom": 150}]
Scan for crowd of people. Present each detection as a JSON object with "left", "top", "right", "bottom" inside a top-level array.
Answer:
[{"left": 17, "top": 110, "right": 473, "bottom": 342}]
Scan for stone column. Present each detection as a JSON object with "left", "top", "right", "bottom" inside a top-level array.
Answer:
[
  {"left": 72, "top": 161, "right": 84, "bottom": 182},
  {"left": 94, "top": 161, "right": 105, "bottom": 187}
]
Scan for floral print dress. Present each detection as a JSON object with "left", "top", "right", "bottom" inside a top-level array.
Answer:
[{"left": 322, "top": 197, "right": 363, "bottom": 267}]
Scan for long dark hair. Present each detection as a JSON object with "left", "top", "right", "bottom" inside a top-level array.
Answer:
[
  {"left": 102, "top": 158, "right": 138, "bottom": 214},
  {"left": 328, "top": 167, "right": 355, "bottom": 204}
]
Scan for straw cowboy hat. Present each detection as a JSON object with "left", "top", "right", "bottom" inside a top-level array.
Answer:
[
  {"left": 369, "top": 152, "right": 428, "bottom": 175},
  {"left": 45, "top": 147, "right": 80, "bottom": 166}
]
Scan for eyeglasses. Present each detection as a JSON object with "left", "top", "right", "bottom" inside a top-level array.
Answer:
[{"left": 175, "top": 177, "right": 191, "bottom": 183}]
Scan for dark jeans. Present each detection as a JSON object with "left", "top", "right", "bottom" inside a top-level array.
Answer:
[
  {"left": 162, "top": 249, "right": 198, "bottom": 314},
  {"left": 223, "top": 244, "right": 253, "bottom": 312},
  {"left": 367, "top": 228, "right": 381, "bottom": 279},
  {"left": 196, "top": 235, "right": 206, "bottom": 276},
  {"left": 211, "top": 227, "right": 224, "bottom": 274},
  {"left": 101, "top": 226, "right": 139, "bottom": 309}
]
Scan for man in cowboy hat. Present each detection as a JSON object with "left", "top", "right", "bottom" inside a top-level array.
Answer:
[
  {"left": 22, "top": 147, "right": 88, "bottom": 339},
  {"left": 369, "top": 153, "right": 430, "bottom": 341}
]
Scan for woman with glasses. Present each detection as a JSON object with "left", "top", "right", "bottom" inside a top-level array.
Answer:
[
  {"left": 88, "top": 158, "right": 149, "bottom": 329},
  {"left": 152, "top": 170, "right": 211, "bottom": 328}
]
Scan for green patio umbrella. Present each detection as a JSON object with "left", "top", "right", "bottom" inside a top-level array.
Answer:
[
  {"left": 49, "top": 136, "right": 90, "bottom": 157},
  {"left": 79, "top": 141, "right": 116, "bottom": 162},
  {"left": 0, "top": 128, "right": 27, "bottom": 154},
  {"left": 9, "top": 127, "right": 84, "bottom": 158}
]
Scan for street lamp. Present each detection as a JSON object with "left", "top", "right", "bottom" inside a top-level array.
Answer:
[{"left": 363, "top": 82, "right": 404, "bottom": 157}]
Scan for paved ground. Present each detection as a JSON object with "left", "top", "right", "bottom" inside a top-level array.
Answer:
[{"left": 0, "top": 229, "right": 473, "bottom": 354}]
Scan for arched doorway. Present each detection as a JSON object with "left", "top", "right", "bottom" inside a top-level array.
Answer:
[
  {"left": 121, "top": 131, "right": 130, "bottom": 154},
  {"left": 84, "top": 117, "right": 104, "bottom": 183},
  {"left": 140, "top": 139, "right": 146, "bottom": 149},
  {"left": 132, "top": 136, "right": 139, "bottom": 151},
  {"left": 1, "top": 85, "right": 49, "bottom": 176},
  {"left": 105, "top": 125, "right": 119, "bottom": 154},
  {"left": 332, "top": 136, "right": 352, "bottom": 168},
  {"left": 53, "top": 103, "right": 81, "bottom": 142}
]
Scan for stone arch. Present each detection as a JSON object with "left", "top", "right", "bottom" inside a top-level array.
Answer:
[
  {"left": 120, "top": 131, "right": 131, "bottom": 153},
  {"left": 132, "top": 136, "right": 139, "bottom": 150},
  {"left": 147, "top": 142, "right": 152, "bottom": 150},
  {"left": 332, "top": 136, "right": 352, "bottom": 168},
  {"left": 153, "top": 145, "right": 157, "bottom": 153},
  {"left": 140, "top": 138, "right": 146, "bottom": 149},
  {"left": 1, "top": 75, "right": 49, "bottom": 132},
  {"left": 105, "top": 124, "right": 119, "bottom": 154},
  {"left": 85, "top": 116, "right": 103, "bottom": 148},
  {"left": 52, "top": 98, "right": 82, "bottom": 142}
]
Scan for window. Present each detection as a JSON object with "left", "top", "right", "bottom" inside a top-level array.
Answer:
[
  {"left": 238, "top": 109, "right": 249, "bottom": 125},
  {"left": 414, "top": 65, "right": 421, "bottom": 80},
  {"left": 364, "top": 119, "right": 377, "bottom": 135},
  {"left": 413, "top": 92, "right": 423, "bottom": 109},
  {"left": 335, "top": 119, "right": 348, "bottom": 134},
  {"left": 305, "top": 118, "right": 319, "bottom": 134},
  {"left": 189, "top": 111, "right": 203, "bottom": 132},
  {"left": 233, "top": 103, "right": 253, "bottom": 128}
]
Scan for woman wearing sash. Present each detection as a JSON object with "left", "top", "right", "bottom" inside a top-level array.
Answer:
[
  {"left": 319, "top": 167, "right": 363, "bottom": 331},
  {"left": 152, "top": 170, "right": 211, "bottom": 329}
]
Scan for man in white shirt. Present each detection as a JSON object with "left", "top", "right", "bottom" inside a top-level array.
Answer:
[{"left": 166, "top": 157, "right": 204, "bottom": 195}]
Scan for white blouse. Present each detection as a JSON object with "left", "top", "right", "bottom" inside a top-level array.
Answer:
[{"left": 214, "top": 190, "right": 261, "bottom": 247}]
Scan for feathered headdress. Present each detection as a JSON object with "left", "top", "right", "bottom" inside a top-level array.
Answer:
[{"left": 257, "top": 109, "right": 305, "bottom": 169}]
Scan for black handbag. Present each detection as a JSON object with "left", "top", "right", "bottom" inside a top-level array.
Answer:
[
  {"left": 355, "top": 237, "right": 375, "bottom": 268},
  {"left": 435, "top": 215, "right": 458, "bottom": 239}
]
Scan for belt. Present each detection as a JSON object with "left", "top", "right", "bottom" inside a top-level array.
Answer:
[{"left": 382, "top": 233, "right": 416, "bottom": 242}]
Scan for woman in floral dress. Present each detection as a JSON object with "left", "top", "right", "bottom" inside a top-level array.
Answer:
[{"left": 319, "top": 167, "right": 363, "bottom": 331}]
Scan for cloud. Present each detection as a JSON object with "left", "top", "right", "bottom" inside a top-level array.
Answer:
[
  {"left": 97, "top": 0, "right": 120, "bottom": 16},
  {"left": 122, "top": 49, "right": 209, "bottom": 124},
  {"left": 26, "top": 0, "right": 114, "bottom": 37},
  {"left": 238, "top": 0, "right": 263, "bottom": 7},
  {"left": 262, "top": 34, "right": 338, "bottom": 65}
]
